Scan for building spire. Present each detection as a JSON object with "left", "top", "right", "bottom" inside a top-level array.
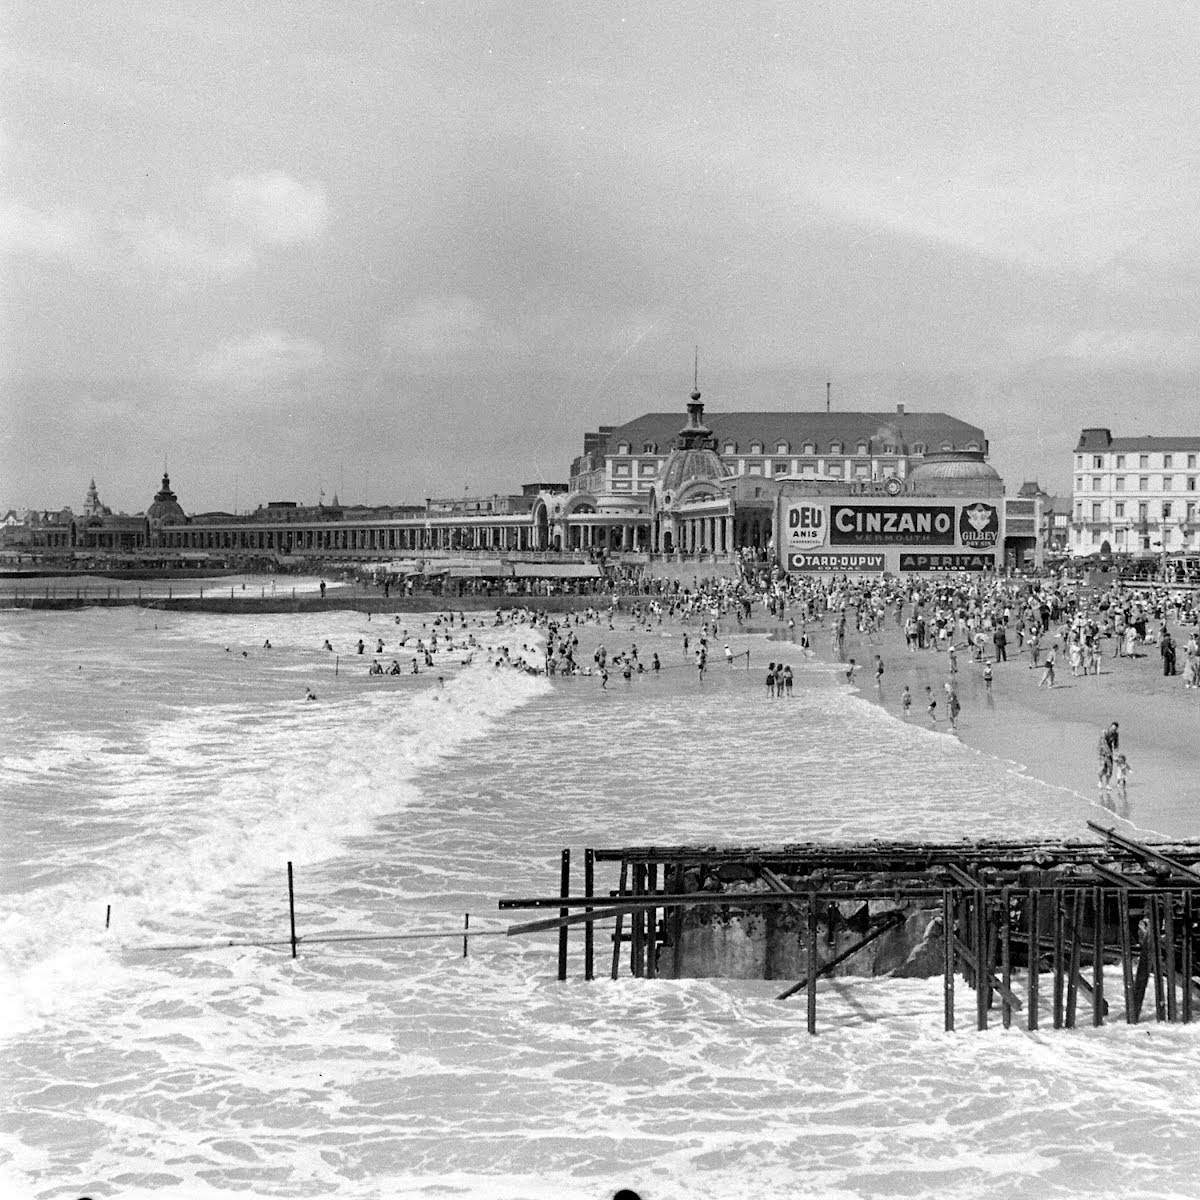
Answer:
[{"left": 692, "top": 346, "right": 700, "bottom": 402}]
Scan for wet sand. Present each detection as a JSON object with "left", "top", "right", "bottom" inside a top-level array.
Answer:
[{"left": 794, "top": 612, "right": 1200, "bottom": 840}]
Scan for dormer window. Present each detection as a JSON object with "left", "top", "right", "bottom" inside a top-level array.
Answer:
[
  {"left": 722, "top": 441, "right": 737, "bottom": 455},
  {"left": 941, "top": 442, "right": 952, "bottom": 452},
  {"left": 803, "top": 441, "right": 816, "bottom": 455},
  {"left": 776, "top": 441, "right": 790, "bottom": 454},
  {"left": 749, "top": 441, "right": 763, "bottom": 454},
  {"left": 829, "top": 441, "right": 841, "bottom": 454},
  {"left": 966, "top": 441, "right": 980, "bottom": 452},
  {"left": 913, "top": 442, "right": 926, "bottom": 455},
  {"left": 856, "top": 442, "right": 868, "bottom": 455},
  {"left": 642, "top": 441, "right": 657, "bottom": 454},
  {"left": 616, "top": 442, "right": 630, "bottom": 455}
]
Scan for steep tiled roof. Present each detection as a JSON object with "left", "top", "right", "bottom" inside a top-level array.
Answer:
[
  {"left": 1076, "top": 429, "right": 1199, "bottom": 453},
  {"left": 601, "top": 410, "right": 986, "bottom": 453}
]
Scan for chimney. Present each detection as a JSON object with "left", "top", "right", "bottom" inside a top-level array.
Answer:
[{"left": 896, "top": 403, "right": 905, "bottom": 416}]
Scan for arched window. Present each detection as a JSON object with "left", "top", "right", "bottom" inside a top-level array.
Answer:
[
  {"left": 912, "top": 442, "right": 925, "bottom": 455},
  {"left": 722, "top": 441, "right": 737, "bottom": 455},
  {"left": 829, "top": 441, "right": 842, "bottom": 454},
  {"left": 803, "top": 441, "right": 815, "bottom": 455},
  {"left": 856, "top": 441, "right": 868, "bottom": 455},
  {"left": 616, "top": 442, "right": 630, "bottom": 455},
  {"left": 776, "top": 441, "right": 789, "bottom": 454},
  {"left": 749, "top": 441, "right": 763, "bottom": 454}
]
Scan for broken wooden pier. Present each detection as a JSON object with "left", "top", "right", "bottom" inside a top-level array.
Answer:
[{"left": 499, "top": 822, "right": 1200, "bottom": 1033}]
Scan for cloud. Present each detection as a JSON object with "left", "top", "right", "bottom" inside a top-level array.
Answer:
[
  {"left": 130, "top": 219, "right": 254, "bottom": 277},
  {"left": 382, "top": 297, "right": 523, "bottom": 368},
  {"left": 197, "top": 329, "right": 325, "bottom": 393},
  {"left": 1054, "top": 328, "right": 1200, "bottom": 370},
  {"left": 210, "top": 172, "right": 329, "bottom": 245},
  {"left": 0, "top": 202, "right": 96, "bottom": 263}
]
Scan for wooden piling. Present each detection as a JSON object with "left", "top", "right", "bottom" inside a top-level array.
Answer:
[
  {"left": 463, "top": 912, "right": 469, "bottom": 959},
  {"left": 645, "top": 862, "right": 658, "bottom": 980},
  {"left": 1091, "top": 887, "right": 1104, "bottom": 1027},
  {"left": 1027, "top": 889, "right": 1039, "bottom": 1032},
  {"left": 974, "top": 891, "right": 989, "bottom": 1031},
  {"left": 1182, "top": 891, "right": 1194, "bottom": 1024},
  {"left": 105, "top": 904, "right": 111, "bottom": 931},
  {"left": 1000, "top": 888, "right": 1012, "bottom": 1029},
  {"left": 943, "top": 889, "right": 955, "bottom": 1032},
  {"left": 670, "top": 861, "right": 685, "bottom": 979},
  {"left": 1163, "top": 892, "right": 1178, "bottom": 1022},
  {"left": 557, "top": 849, "right": 570, "bottom": 982},
  {"left": 1052, "top": 889, "right": 1065, "bottom": 1029},
  {"left": 1118, "top": 888, "right": 1135, "bottom": 1023},
  {"left": 610, "top": 859, "right": 628, "bottom": 981},
  {"left": 287, "top": 861, "right": 297, "bottom": 959},
  {"left": 1065, "top": 889, "right": 1083, "bottom": 1029},
  {"left": 630, "top": 863, "right": 644, "bottom": 977},
  {"left": 806, "top": 892, "right": 818, "bottom": 1034},
  {"left": 584, "top": 849, "right": 595, "bottom": 982},
  {"left": 1149, "top": 896, "right": 1166, "bottom": 1021}
]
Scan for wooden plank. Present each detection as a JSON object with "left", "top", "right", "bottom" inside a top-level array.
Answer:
[
  {"left": 952, "top": 936, "right": 1024, "bottom": 1014},
  {"left": 507, "top": 904, "right": 639, "bottom": 938},
  {"left": 775, "top": 910, "right": 905, "bottom": 1001},
  {"left": 1087, "top": 822, "right": 1200, "bottom": 884}
]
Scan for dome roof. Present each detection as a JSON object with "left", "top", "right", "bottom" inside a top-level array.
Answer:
[
  {"left": 907, "top": 450, "right": 1003, "bottom": 496},
  {"left": 147, "top": 471, "right": 186, "bottom": 525},
  {"left": 659, "top": 446, "right": 728, "bottom": 497}
]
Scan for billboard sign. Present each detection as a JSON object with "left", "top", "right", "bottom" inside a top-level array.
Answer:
[
  {"left": 829, "top": 504, "right": 956, "bottom": 546},
  {"left": 959, "top": 502, "right": 999, "bottom": 548},
  {"left": 790, "top": 551, "right": 885, "bottom": 572},
  {"left": 899, "top": 552, "right": 996, "bottom": 572},
  {"left": 784, "top": 502, "right": 827, "bottom": 550}
]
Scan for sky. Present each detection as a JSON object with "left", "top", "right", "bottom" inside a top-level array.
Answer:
[{"left": 3, "top": 1, "right": 1199, "bottom": 514}]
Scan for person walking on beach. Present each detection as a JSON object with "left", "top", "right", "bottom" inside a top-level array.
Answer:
[
  {"left": 783, "top": 664, "right": 793, "bottom": 696},
  {"left": 874, "top": 656, "right": 884, "bottom": 689},
  {"left": 946, "top": 683, "right": 961, "bottom": 731},
  {"left": 1097, "top": 728, "right": 1114, "bottom": 797},
  {"left": 1161, "top": 629, "right": 1177, "bottom": 676},
  {"left": 983, "top": 661, "right": 993, "bottom": 693},
  {"left": 901, "top": 685, "right": 912, "bottom": 717},
  {"left": 947, "top": 643, "right": 958, "bottom": 675},
  {"left": 1038, "top": 646, "right": 1056, "bottom": 689},
  {"left": 845, "top": 658, "right": 857, "bottom": 685},
  {"left": 925, "top": 685, "right": 937, "bottom": 724},
  {"left": 766, "top": 663, "right": 776, "bottom": 698}
]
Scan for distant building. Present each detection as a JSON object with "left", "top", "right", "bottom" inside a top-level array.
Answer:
[{"left": 1070, "top": 429, "right": 1200, "bottom": 556}]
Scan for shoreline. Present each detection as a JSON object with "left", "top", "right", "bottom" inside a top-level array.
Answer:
[{"left": 797, "top": 612, "right": 1200, "bottom": 840}]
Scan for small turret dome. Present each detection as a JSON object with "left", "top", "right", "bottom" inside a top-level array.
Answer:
[{"left": 907, "top": 450, "right": 1003, "bottom": 496}]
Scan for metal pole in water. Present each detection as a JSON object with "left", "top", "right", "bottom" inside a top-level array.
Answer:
[
  {"left": 105, "top": 904, "right": 111, "bottom": 930},
  {"left": 463, "top": 912, "right": 469, "bottom": 958},
  {"left": 287, "top": 861, "right": 297, "bottom": 958}
]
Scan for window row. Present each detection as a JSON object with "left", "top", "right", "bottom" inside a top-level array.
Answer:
[
  {"left": 1077, "top": 452, "right": 1198, "bottom": 470},
  {"left": 1076, "top": 475, "right": 1199, "bottom": 492}
]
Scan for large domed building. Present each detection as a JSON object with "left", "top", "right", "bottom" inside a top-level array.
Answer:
[{"left": 905, "top": 449, "right": 1004, "bottom": 497}]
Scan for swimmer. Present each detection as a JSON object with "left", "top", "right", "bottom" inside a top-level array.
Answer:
[
  {"left": 263, "top": 639, "right": 272, "bottom": 649},
  {"left": 304, "top": 687, "right": 317, "bottom": 702}
]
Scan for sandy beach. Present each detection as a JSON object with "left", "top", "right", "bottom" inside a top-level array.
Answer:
[{"left": 783, "top": 608, "right": 1200, "bottom": 841}]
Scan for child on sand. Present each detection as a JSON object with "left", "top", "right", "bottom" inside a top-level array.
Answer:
[
  {"left": 845, "top": 658, "right": 857, "bottom": 684},
  {"left": 925, "top": 685, "right": 936, "bottom": 724},
  {"left": 1113, "top": 752, "right": 1130, "bottom": 800}
]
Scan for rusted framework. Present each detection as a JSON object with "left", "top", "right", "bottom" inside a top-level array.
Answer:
[{"left": 499, "top": 823, "right": 1200, "bottom": 1033}]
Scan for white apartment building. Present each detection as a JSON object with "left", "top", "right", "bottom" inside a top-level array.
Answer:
[{"left": 1070, "top": 428, "right": 1200, "bottom": 556}]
